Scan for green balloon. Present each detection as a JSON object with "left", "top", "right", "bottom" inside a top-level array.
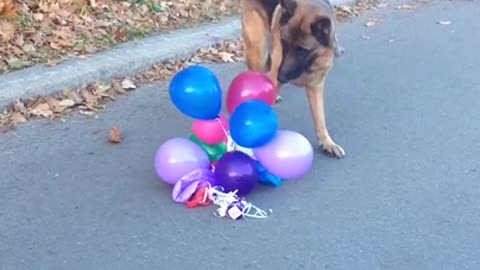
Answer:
[{"left": 189, "top": 134, "right": 227, "bottom": 162}]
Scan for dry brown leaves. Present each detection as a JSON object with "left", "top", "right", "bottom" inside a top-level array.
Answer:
[
  {"left": 0, "top": 40, "right": 242, "bottom": 130},
  {"left": 108, "top": 126, "right": 121, "bottom": 143},
  {"left": 0, "top": 0, "right": 16, "bottom": 16},
  {"left": 0, "top": 0, "right": 239, "bottom": 74}
]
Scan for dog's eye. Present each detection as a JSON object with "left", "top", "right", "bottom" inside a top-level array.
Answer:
[{"left": 295, "top": 46, "right": 311, "bottom": 58}]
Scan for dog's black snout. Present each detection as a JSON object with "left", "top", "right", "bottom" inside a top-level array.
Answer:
[
  {"left": 277, "top": 73, "right": 289, "bottom": 84},
  {"left": 278, "top": 74, "right": 288, "bottom": 83}
]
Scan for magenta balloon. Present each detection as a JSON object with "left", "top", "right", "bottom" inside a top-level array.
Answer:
[
  {"left": 226, "top": 71, "right": 276, "bottom": 114},
  {"left": 191, "top": 114, "right": 229, "bottom": 145},
  {"left": 253, "top": 130, "right": 314, "bottom": 179},
  {"left": 154, "top": 137, "right": 211, "bottom": 185}
]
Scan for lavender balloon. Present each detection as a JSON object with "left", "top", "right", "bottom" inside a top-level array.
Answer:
[
  {"left": 154, "top": 137, "right": 210, "bottom": 185},
  {"left": 254, "top": 130, "right": 314, "bottom": 179}
]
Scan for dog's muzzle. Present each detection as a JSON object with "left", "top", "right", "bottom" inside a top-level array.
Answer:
[{"left": 277, "top": 73, "right": 289, "bottom": 84}]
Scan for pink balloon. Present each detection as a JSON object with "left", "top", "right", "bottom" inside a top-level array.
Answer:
[
  {"left": 192, "top": 115, "right": 229, "bottom": 145},
  {"left": 226, "top": 71, "right": 276, "bottom": 114}
]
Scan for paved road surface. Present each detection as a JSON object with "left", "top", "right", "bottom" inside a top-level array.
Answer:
[{"left": 1, "top": 1, "right": 479, "bottom": 270}]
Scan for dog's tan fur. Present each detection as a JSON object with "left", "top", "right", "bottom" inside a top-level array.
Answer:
[{"left": 240, "top": 0, "right": 345, "bottom": 158}]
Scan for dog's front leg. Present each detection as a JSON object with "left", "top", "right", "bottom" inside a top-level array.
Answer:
[
  {"left": 306, "top": 79, "right": 345, "bottom": 158},
  {"left": 269, "top": 17, "right": 283, "bottom": 103}
]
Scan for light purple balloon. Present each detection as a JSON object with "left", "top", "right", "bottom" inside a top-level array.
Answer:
[
  {"left": 253, "top": 130, "right": 314, "bottom": 179},
  {"left": 154, "top": 137, "right": 210, "bottom": 185}
]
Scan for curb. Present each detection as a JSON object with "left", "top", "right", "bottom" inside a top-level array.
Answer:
[
  {"left": 0, "top": 17, "right": 241, "bottom": 108},
  {"left": 0, "top": 0, "right": 355, "bottom": 109}
]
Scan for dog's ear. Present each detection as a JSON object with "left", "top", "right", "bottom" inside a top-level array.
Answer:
[
  {"left": 280, "top": 0, "right": 297, "bottom": 15},
  {"left": 310, "top": 17, "right": 333, "bottom": 47}
]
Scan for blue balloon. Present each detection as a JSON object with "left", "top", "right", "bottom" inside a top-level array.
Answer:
[
  {"left": 169, "top": 65, "right": 222, "bottom": 120},
  {"left": 229, "top": 100, "right": 278, "bottom": 148}
]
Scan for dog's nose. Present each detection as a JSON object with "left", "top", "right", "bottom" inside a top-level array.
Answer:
[{"left": 277, "top": 73, "right": 289, "bottom": 84}]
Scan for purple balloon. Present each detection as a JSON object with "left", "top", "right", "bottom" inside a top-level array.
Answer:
[
  {"left": 214, "top": 151, "right": 258, "bottom": 196},
  {"left": 154, "top": 137, "right": 210, "bottom": 185},
  {"left": 254, "top": 130, "right": 313, "bottom": 179}
]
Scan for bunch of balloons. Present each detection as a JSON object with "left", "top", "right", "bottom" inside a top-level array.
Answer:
[{"left": 154, "top": 65, "right": 314, "bottom": 218}]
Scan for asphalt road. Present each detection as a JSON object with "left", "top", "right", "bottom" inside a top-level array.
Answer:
[{"left": 1, "top": 1, "right": 480, "bottom": 270}]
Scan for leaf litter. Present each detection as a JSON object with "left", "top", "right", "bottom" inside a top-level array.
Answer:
[{"left": 0, "top": 0, "right": 239, "bottom": 74}]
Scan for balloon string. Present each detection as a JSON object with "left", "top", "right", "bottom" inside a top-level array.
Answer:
[
  {"left": 207, "top": 186, "right": 271, "bottom": 220},
  {"left": 215, "top": 116, "right": 229, "bottom": 138},
  {"left": 216, "top": 116, "right": 236, "bottom": 151},
  {"left": 242, "top": 203, "right": 272, "bottom": 220}
]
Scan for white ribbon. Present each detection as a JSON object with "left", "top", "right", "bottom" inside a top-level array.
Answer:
[{"left": 207, "top": 186, "right": 272, "bottom": 220}]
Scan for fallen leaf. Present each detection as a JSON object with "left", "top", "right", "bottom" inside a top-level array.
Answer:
[
  {"left": 22, "top": 44, "right": 37, "bottom": 53},
  {"left": 14, "top": 34, "right": 25, "bottom": 47},
  {"left": 79, "top": 110, "right": 95, "bottom": 116},
  {"left": 30, "top": 103, "right": 53, "bottom": 117},
  {"left": 30, "top": 32, "right": 45, "bottom": 46},
  {"left": 437, "top": 20, "right": 452, "bottom": 25},
  {"left": 108, "top": 126, "right": 122, "bottom": 143},
  {"left": 0, "top": 0, "right": 16, "bottom": 16},
  {"left": 93, "top": 83, "right": 112, "bottom": 96},
  {"left": 365, "top": 18, "right": 383, "bottom": 27},
  {"left": 80, "top": 88, "right": 98, "bottom": 106},
  {"left": 32, "top": 13, "right": 45, "bottom": 21},
  {"left": 0, "top": 21, "right": 16, "bottom": 43},
  {"left": 361, "top": 35, "right": 371, "bottom": 40},
  {"left": 12, "top": 101, "right": 27, "bottom": 113},
  {"left": 64, "top": 91, "right": 84, "bottom": 105},
  {"left": 5, "top": 57, "right": 21, "bottom": 67},
  {"left": 121, "top": 79, "right": 136, "bottom": 90},
  {"left": 50, "top": 38, "right": 74, "bottom": 50},
  {"left": 396, "top": 4, "right": 416, "bottom": 10},
  {"left": 113, "top": 28, "right": 128, "bottom": 41},
  {"left": 218, "top": 51, "right": 235, "bottom": 62},
  {"left": 10, "top": 112, "right": 27, "bottom": 124},
  {"left": 47, "top": 58, "right": 63, "bottom": 67},
  {"left": 45, "top": 97, "right": 66, "bottom": 113},
  {"left": 83, "top": 45, "right": 97, "bottom": 54},
  {"left": 58, "top": 99, "right": 75, "bottom": 108}
]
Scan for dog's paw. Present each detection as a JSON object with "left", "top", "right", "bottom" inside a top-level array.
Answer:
[
  {"left": 275, "top": 95, "right": 283, "bottom": 104},
  {"left": 320, "top": 141, "right": 345, "bottom": 158}
]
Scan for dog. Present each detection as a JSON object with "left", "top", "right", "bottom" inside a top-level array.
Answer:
[{"left": 240, "top": 0, "right": 345, "bottom": 158}]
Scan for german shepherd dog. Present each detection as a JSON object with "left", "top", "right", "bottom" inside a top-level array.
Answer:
[{"left": 241, "top": 0, "right": 345, "bottom": 158}]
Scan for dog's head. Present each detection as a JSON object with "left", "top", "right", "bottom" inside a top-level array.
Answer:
[{"left": 277, "top": 0, "right": 337, "bottom": 84}]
